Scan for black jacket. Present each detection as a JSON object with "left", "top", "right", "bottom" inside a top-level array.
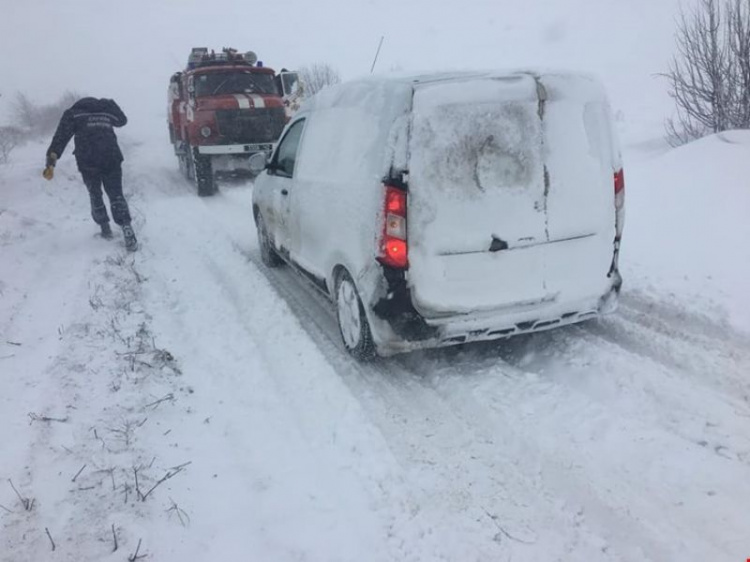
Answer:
[{"left": 47, "top": 98, "right": 127, "bottom": 170}]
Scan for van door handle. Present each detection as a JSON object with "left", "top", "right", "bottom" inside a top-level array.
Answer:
[
  {"left": 281, "top": 189, "right": 289, "bottom": 196},
  {"left": 489, "top": 236, "right": 508, "bottom": 252}
]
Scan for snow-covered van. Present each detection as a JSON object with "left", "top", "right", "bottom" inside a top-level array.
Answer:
[{"left": 251, "top": 71, "right": 625, "bottom": 358}]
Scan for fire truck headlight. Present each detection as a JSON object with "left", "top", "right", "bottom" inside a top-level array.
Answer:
[{"left": 200, "top": 126, "right": 212, "bottom": 138}]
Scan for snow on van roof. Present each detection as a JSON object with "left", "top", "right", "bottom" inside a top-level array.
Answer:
[
  {"left": 361, "top": 67, "right": 600, "bottom": 85},
  {"left": 299, "top": 68, "right": 609, "bottom": 114},
  {"left": 294, "top": 69, "right": 617, "bottom": 186},
  {"left": 404, "top": 70, "right": 609, "bottom": 105}
]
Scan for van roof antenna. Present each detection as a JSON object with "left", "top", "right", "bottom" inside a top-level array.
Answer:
[{"left": 370, "top": 36, "right": 384, "bottom": 74}]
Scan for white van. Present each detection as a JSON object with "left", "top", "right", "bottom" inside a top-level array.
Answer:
[{"left": 252, "top": 70, "right": 625, "bottom": 358}]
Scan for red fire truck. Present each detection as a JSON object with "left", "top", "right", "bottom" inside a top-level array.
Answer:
[{"left": 168, "top": 48, "right": 298, "bottom": 196}]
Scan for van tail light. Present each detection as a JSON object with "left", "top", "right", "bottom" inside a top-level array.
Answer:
[
  {"left": 378, "top": 184, "right": 408, "bottom": 269},
  {"left": 608, "top": 168, "right": 626, "bottom": 280},
  {"left": 614, "top": 168, "right": 625, "bottom": 239},
  {"left": 614, "top": 168, "right": 624, "bottom": 195}
]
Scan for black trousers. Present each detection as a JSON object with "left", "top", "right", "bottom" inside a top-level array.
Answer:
[{"left": 80, "top": 164, "right": 132, "bottom": 226}]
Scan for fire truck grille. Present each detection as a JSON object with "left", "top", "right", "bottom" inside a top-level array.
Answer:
[{"left": 215, "top": 108, "right": 286, "bottom": 144}]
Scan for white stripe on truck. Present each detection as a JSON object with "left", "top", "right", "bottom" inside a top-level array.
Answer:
[{"left": 233, "top": 94, "right": 251, "bottom": 109}]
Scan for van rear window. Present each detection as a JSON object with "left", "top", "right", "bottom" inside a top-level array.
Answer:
[{"left": 411, "top": 101, "right": 543, "bottom": 197}]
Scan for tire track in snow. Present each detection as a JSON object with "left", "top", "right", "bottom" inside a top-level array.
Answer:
[
  {"left": 236, "top": 244, "right": 750, "bottom": 562},
  {"left": 134, "top": 170, "right": 629, "bottom": 560},
  {"left": 401, "top": 345, "right": 750, "bottom": 562},
  {"left": 237, "top": 246, "right": 645, "bottom": 562},
  {"left": 248, "top": 249, "right": 693, "bottom": 562},
  {"left": 585, "top": 295, "right": 750, "bottom": 399},
  {"left": 573, "top": 321, "right": 750, "bottom": 465},
  {"left": 135, "top": 166, "right": 750, "bottom": 561},
  {"left": 131, "top": 179, "right": 488, "bottom": 561},
  {"left": 570, "top": 294, "right": 750, "bottom": 469}
]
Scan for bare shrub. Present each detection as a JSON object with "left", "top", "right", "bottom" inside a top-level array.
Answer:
[
  {"left": 666, "top": 0, "right": 750, "bottom": 145},
  {"left": 299, "top": 63, "right": 341, "bottom": 97},
  {"left": 0, "top": 126, "right": 22, "bottom": 163},
  {"left": 12, "top": 91, "right": 82, "bottom": 138},
  {"left": 12, "top": 93, "right": 38, "bottom": 132},
  {"left": 727, "top": 0, "right": 750, "bottom": 128}
]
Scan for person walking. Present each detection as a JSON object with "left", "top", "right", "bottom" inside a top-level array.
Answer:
[{"left": 43, "top": 97, "right": 138, "bottom": 251}]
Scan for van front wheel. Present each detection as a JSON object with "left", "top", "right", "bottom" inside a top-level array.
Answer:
[
  {"left": 256, "top": 215, "right": 283, "bottom": 268},
  {"left": 335, "top": 270, "right": 376, "bottom": 360}
]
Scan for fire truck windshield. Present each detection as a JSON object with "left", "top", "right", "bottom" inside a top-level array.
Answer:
[{"left": 195, "top": 72, "right": 278, "bottom": 97}]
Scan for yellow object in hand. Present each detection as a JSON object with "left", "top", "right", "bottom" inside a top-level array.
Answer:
[{"left": 42, "top": 152, "right": 57, "bottom": 180}]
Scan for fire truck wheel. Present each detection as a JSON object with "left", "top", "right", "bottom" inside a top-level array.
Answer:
[
  {"left": 178, "top": 151, "right": 192, "bottom": 181},
  {"left": 192, "top": 150, "right": 217, "bottom": 197}
]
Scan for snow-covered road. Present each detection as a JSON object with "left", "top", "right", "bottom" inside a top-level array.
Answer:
[{"left": 2, "top": 137, "right": 749, "bottom": 562}]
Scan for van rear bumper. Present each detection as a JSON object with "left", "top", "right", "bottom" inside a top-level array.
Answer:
[{"left": 370, "top": 268, "right": 620, "bottom": 356}]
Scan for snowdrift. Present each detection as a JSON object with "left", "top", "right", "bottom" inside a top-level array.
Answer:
[{"left": 625, "top": 130, "right": 750, "bottom": 333}]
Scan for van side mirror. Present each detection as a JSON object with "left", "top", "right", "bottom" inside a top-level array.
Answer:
[{"left": 248, "top": 152, "right": 268, "bottom": 174}]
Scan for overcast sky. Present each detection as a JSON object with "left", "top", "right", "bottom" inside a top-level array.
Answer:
[{"left": 1, "top": 0, "right": 684, "bottom": 143}]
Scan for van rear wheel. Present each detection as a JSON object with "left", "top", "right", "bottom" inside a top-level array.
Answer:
[{"left": 335, "top": 270, "right": 376, "bottom": 360}]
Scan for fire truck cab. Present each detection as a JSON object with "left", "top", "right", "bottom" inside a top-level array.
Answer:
[{"left": 168, "top": 48, "right": 297, "bottom": 196}]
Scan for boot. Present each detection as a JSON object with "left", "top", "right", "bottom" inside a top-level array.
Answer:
[
  {"left": 122, "top": 224, "right": 138, "bottom": 252},
  {"left": 100, "top": 222, "right": 113, "bottom": 239}
]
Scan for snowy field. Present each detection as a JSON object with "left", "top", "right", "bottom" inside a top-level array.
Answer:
[{"left": 2, "top": 0, "right": 750, "bottom": 561}]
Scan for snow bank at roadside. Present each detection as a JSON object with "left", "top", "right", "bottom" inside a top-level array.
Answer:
[
  {"left": 624, "top": 130, "right": 750, "bottom": 334},
  {"left": 0, "top": 141, "right": 194, "bottom": 562}
]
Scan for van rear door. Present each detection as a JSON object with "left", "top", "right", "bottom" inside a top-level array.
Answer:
[
  {"left": 539, "top": 74, "right": 618, "bottom": 304},
  {"left": 406, "top": 73, "right": 617, "bottom": 317},
  {"left": 407, "top": 75, "right": 551, "bottom": 315}
]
